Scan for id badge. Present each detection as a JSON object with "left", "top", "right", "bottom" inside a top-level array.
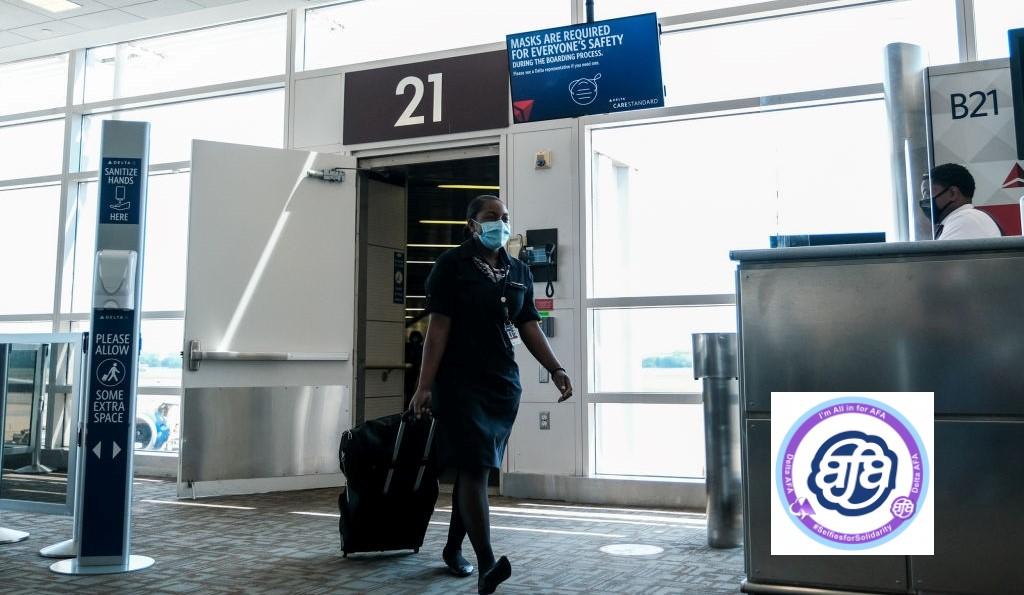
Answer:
[{"left": 504, "top": 323, "right": 523, "bottom": 347}]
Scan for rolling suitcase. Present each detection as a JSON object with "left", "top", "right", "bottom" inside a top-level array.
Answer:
[{"left": 337, "top": 412, "right": 438, "bottom": 556}]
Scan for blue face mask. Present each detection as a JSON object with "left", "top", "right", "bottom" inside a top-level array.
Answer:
[{"left": 476, "top": 220, "right": 511, "bottom": 251}]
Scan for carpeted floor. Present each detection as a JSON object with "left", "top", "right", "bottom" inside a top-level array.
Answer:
[{"left": 0, "top": 479, "right": 745, "bottom": 594}]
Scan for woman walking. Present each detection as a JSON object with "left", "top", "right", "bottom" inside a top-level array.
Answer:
[{"left": 409, "top": 195, "right": 573, "bottom": 594}]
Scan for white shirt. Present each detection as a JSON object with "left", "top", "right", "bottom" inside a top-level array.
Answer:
[{"left": 937, "top": 204, "right": 1001, "bottom": 240}]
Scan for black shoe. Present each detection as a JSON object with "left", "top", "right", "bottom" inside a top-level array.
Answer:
[
  {"left": 442, "top": 546, "right": 474, "bottom": 578},
  {"left": 477, "top": 556, "right": 511, "bottom": 595}
]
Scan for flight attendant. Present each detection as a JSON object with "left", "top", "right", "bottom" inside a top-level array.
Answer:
[{"left": 409, "top": 195, "right": 573, "bottom": 594}]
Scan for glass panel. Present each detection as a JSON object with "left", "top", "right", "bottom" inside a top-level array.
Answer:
[
  {"left": 0, "top": 54, "right": 68, "bottom": 116},
  {"left": 1, "top": 341, "right": 76, "bottom": 502},
  {"left": 3, "top": 346, "right": 39, "bottom": 447},
  {"left": 83, "top": 17, "right": 286, "bottom": 102},
  {"left": 590, "top": 100, "right": 894, "bottom": 298},
  {"left": 596, "top": 1, "right": 765, "bottom": 20},
  {"left": 135, "top": 394, "right": 181, "bottom": 452},
  {"left": 80, "top": 90, "right": 285, "bottom": 170},
  {"left": 974, "top": 0, "right": 1024, "bottom": 59},
  {"left": 660, "top": 0, "right": 959, "bottom": 105},
  {"left": 72, "top": 173, "right": 190, "bottom": 313},
  {"left": 304, "top": 0, "right": 570, "bottom": 70},
  {"left": 595, "top": 403, "right": 705, "bottom": 478},
  {"left": 138, "top": 319, "right": 183, "bottom": 389},
  {"left": 0, "top": 186, "right": 60, "bottom": 315},
  {"left": 0, "top": 119, "right": 65, "bottom": 180},
  {"left": 0, "top": 322, "right": 52, "bottom": 333},
  {"left": 591, "top": 306, "right": 735, "bottom": 394}
]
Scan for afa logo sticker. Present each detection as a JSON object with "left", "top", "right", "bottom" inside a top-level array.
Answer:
[
  {"left": 772, "top": 393, "right": 934, "bottom": 555},
  {"left": 808, "top": 430, "right": 898, "bottom": 517}
]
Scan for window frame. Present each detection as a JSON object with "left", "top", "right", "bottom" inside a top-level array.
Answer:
[{"left": 578, "top": 82, "right": 904, "bottom": 478}]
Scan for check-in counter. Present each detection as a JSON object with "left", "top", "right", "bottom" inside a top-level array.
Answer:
[{"left": 731, "top": 237, "right": 1024, "bottom": 595}]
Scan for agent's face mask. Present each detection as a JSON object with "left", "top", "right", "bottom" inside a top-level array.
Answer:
[
  {"left": 919, "top": 185, "right": 953, "bottom": 221},
  {"left": 476, "top": 219, "right": 511, "bottom": 251}
]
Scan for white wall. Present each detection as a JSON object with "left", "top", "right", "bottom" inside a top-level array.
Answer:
[{"left": 507, "top": 125, "right": 582, "bottom": 477}]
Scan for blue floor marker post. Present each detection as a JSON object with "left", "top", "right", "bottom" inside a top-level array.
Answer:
[{"left": 51, "top": 120, "right": 154, "bottom": 575}]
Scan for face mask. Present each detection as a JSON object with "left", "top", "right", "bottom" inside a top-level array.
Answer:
[
  {"left": 918, "top": 197, "right": 932, "bottom": 219},
  {"left": 476, "top": 220, "right": 511, "bottom": 251},
  {"left": 919, "top": 186, "right": 953, "bottom": 223}
]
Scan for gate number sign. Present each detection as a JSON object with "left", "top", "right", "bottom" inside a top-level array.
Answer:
[{"left": 343, "top": 51, "right": 509, "bottom": 145}]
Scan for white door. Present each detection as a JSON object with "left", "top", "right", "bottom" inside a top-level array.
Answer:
[{"left": 179, "top": 140, "right": 357, "bottom": 497}]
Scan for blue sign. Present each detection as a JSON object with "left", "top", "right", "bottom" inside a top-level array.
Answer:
[
  {"left": 394, "top": 252, "right": 405, "bottom": 304},
  {"left": 79, "top": 309, "right": 136, "bottom": 557},
  {"left": 100, "top": 157, "right": 142, "bottom": 225},
  {"left": 507, "top": 13, "right": 664, "bottom": 123}
]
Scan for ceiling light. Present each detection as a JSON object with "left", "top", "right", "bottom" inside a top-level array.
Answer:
[
  {"left": 405, "top": 308, "right": 425, "bottom": 312},
  {"left": 407, "top": 243, "right": 458, "bottom": 248},
  {"left": 419, "top": 219, "right": 466, "bottom": 225},
  {"left": 407, "top": 260, "right": 435, "bottom": 265},
  {"left": 437, "top": 184, "right": 500, "bottom": 190},
  {"left": 22, "top": 0, "right": 81, "bottom": 13}
]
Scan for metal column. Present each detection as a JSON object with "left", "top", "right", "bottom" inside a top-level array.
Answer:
[
  {"left": 883, "top": 43, "right": 931, "bottom": 242},
  {"left": 693, "top": 332, "right": 742, "bottom": 548}
]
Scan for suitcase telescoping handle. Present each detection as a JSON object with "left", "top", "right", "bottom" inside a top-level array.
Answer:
[
  {"left": 382, "top": 413, "right": 434, "bottom": 491},
  {"left": 382, "top": 415, "right": 436, "bottom": 495},
  {"left": 413, "top": 419, "right": 436, "bottom": 492}
]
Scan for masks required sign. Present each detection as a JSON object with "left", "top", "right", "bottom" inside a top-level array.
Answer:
[{"left": 507, "top": 13, "right": 664, "bottom": 123}]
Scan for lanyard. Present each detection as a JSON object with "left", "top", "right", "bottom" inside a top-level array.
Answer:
[{"left": 499, "top": 272, "right": 511, "bottom": 323}]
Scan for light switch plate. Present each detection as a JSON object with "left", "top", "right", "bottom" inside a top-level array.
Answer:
[{"left": 539, "top": 411, "right": 550, "bottom": 430}]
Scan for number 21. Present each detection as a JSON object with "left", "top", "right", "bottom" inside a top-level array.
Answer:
[{"left": 395, "top": 73, "right": 443, "bottom": 127}]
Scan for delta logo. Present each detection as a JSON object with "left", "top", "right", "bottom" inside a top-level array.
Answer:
[
  {"left": 1003, "top": 162, "right": 1024, "bottom": 189},
  {"left": 513, "top": 100, "right": 534, "bottom": 123}
]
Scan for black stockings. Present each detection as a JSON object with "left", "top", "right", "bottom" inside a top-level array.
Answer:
[{"left": 445, "top": 467, "right": 495, "bottom": 571}]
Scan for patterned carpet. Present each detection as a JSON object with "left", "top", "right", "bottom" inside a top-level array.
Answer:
[{"left": 0, "top": 479, "right": 745, "bottom": 594}]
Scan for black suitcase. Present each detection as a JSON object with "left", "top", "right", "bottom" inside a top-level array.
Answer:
[{"left": 337, "top": 412, "right": 438, "bottom": 556}]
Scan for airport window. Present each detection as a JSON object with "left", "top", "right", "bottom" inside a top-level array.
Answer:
[
  {"left": 660, "top": 0, "right": 959, "bottom": 105},
  {"left": 591, "top": 306, "right": 736, "bottom": 394},
  {"left": 64, "top": 318, "right": 183, "bottom": 453},
  {"left": 83, "top": 16, "right": 287, "bottom": 103},
  {"left": 973, "top": 0, "right": 1024, "bottom": 59},
  {"left": 590, "top": 99, "right": 895, "bottom": 299},
  {"left": 0, "top": 186, "right": 60, "bottom": 316},
  {"left": 0, "top": 322, "right": 52, "bottom": 333},
  {"left": 588, "top": 98, "right": 894, "bottom": 478},
  {"left": 72, "top": 173, "right": 190, "bottom": 314},
  {"left": 137, "top": 319, "right": 184, "bottom": 390},
  {"left": 303, "top": 0, "right": 570, "bottom": 71},
  {"left": 596, "top": 0, "right": 766, "bottom": 20},
  {"left": 0, "top": 54, "right": 68, "bottom": 117},
  {"left": 0, "top": 119, "right": 65, "bottom": 181},
  {"left": 79, "top": 90, "right": 285, "bottom": 171},
  {"left": 136, "top": 394, "right": 181, "bottom": 453},
  {"left": 594, "top": 403, "right": 705, "bottom": 478}
]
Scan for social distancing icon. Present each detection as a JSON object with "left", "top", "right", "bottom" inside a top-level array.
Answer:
[{"left": 97, "top": 359, "right": 125, "bottom": 387}]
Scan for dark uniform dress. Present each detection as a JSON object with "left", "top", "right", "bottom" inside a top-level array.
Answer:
[{"left": 425, "top": 239, "right": 541, "bottom": 470}]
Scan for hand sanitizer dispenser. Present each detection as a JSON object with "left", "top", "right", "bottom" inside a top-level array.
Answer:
[{"left": 94, "top": 249, "right": 137, "bottom": 310}]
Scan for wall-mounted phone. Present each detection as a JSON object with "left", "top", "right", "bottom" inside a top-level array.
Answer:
[{"left": 520, "top": 228, "right": 557, "bottom": 298}]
